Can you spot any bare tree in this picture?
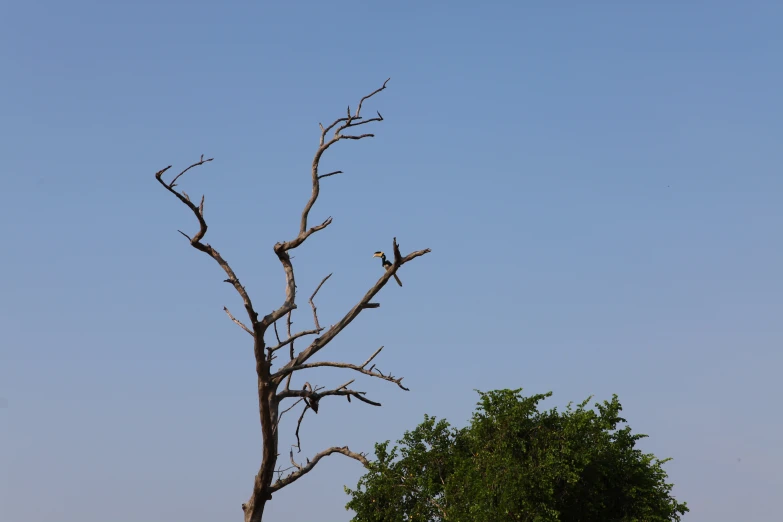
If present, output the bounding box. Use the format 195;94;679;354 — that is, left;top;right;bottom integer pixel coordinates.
153;79;430;522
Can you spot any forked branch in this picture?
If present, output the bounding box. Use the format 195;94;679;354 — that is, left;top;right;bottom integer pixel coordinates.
272;237;430;385
260;79;391;333
155;157;260;328
268;272;332;352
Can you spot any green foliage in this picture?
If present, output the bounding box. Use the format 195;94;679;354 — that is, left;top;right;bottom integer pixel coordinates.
345;389;688;522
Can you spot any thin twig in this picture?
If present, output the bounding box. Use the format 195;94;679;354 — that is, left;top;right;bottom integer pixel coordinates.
289;449;302;471
169;155;213;187
317;170;343;180
309;273;332;330
223;306;253;337
293;404;308;453
273;320;282;344
278;397;304;426
268;327;323;353
273;346;409;391
287;310;295;360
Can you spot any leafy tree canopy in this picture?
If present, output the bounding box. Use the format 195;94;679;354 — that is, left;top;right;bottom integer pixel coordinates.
345;389;688;522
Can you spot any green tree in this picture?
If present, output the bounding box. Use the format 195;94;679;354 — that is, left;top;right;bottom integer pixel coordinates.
345;390;688;522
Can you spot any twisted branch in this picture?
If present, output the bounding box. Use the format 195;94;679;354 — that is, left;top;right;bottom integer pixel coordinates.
155;157;259;328
260;79;391;333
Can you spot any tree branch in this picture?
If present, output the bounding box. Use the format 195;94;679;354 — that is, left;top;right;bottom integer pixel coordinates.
277;381;382;407
269;270;333;352
223;306;254;337
277;397;304;426
309;273;331;331
273;320;282;344
272;238;430;384
292;405;308;453
268;328;322;352
272;346;409;391
260;80;391;333
317;170;342;180
157;81;431;520
155;157;260;328
271;446;369;492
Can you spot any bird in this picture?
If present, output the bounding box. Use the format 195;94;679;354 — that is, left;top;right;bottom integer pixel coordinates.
303;382;319;414
373;251;402;287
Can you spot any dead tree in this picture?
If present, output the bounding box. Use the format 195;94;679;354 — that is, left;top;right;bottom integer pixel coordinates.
153;79;430;522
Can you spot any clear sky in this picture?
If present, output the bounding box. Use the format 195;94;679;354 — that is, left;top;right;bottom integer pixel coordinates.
2;1;781;521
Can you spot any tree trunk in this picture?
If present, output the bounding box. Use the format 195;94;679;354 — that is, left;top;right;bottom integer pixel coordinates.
243;381;279;522
243;494;266;522
153;79;425;522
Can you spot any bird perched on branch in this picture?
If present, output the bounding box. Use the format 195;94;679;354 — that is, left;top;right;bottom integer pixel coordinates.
303;382;319;413
373;251;402;287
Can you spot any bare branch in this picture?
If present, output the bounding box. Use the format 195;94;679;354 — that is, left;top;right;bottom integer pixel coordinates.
271;446;369;492
360;346;385;368
320;117;350;141
292;403;308;453
277;397;304;426
223;306;254;337
260;80;392;334
273;238;430;383
268;327;323;352
273;346;409;391
273;465;297;476
273;319;282;344
155;157;260;328
168;155;213;187
267;272;331;353
287;310;295;360
355;78;390;118
337;133;375;141
154;165;172;179
278;382;382;407
334;379;354;392
317;170;343;180
289;449;302;471
309;273;332;331
157;81;432;521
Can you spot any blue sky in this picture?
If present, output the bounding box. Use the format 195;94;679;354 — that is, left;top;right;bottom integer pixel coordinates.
2;1;781;520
